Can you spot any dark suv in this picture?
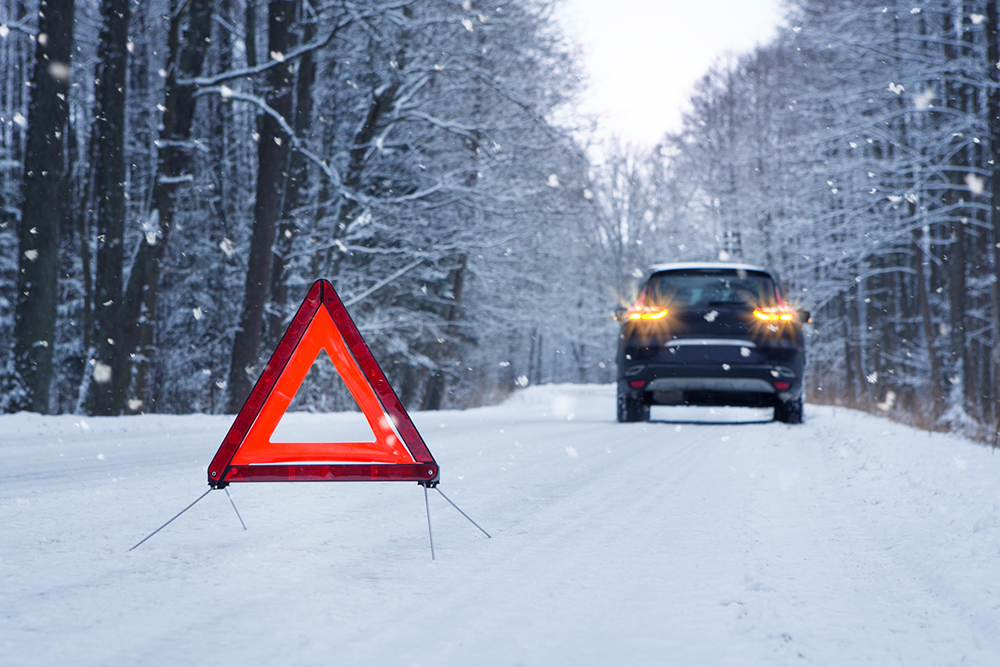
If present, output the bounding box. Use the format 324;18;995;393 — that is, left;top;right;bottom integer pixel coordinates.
616;263;807;424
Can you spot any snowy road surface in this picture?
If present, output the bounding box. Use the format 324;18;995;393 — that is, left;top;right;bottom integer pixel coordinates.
3;384;1000;665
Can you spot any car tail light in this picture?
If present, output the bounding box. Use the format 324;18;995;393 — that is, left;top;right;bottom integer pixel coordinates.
754;308;796;322
628;308;668;321
774;381;791;390
629;380;646;389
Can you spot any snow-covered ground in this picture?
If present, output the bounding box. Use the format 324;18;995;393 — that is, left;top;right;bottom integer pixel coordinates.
3;384;1000;666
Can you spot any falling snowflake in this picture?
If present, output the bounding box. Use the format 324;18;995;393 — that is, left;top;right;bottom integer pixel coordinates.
965;173;985;196
547;173;560;187
914;86;935;110
24;249;38;261
876;390;896;412
888;82;904;95
192;307;203;321
219;238;235;257
48;61;70;83
93;362;112;384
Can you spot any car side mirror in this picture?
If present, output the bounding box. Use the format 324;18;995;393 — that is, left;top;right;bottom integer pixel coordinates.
799;310;814;334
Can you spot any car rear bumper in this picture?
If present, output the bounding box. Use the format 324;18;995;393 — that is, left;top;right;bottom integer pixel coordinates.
618;360;803;407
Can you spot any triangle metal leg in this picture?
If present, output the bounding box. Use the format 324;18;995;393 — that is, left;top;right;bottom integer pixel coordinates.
424;484;435;560
436;487;491;538
129;488;213;552
224;487;248;530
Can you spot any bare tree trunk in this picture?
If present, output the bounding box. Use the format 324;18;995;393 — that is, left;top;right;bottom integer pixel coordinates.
330;82;400;278
84;0;131;416
119;0;213;413
844;286;865;406
227;0;295;412
269;10;315;345
423;255;467;410
245;0;258;68
987;0;1000;434
948;216;969;411
941;4;970;417
7;0;75;413
912;225;945;417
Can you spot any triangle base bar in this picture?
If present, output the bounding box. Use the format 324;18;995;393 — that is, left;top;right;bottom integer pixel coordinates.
221;463;439;484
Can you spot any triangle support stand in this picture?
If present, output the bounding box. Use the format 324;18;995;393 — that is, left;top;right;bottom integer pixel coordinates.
129;488;213;552
424;484;435;561
434;485;491;538
224;487;248;531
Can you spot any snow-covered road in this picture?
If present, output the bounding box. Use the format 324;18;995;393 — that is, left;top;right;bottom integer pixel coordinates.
3;384;999;665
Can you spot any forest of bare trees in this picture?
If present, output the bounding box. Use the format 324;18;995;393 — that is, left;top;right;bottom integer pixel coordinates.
600;0;1000;440
7;0;1000;444
0;0;614;416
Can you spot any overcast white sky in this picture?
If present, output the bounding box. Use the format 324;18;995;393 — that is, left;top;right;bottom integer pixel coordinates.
555;0;787;147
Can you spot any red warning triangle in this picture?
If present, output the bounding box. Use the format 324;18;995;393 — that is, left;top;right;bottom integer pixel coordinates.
208;279;439;486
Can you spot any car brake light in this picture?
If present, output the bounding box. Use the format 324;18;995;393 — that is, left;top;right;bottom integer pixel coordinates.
774;381;791;390
754;308;795;322
628;308;668;321
629;380;646;389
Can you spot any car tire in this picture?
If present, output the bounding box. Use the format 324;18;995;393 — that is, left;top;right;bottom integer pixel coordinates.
617;386;650;422
774;396;803;424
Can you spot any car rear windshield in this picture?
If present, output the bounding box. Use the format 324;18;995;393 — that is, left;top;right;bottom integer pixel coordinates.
644;269;778;309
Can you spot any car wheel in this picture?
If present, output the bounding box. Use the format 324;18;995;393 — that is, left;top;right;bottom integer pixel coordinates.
617;386;650;422
774;396;803;424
